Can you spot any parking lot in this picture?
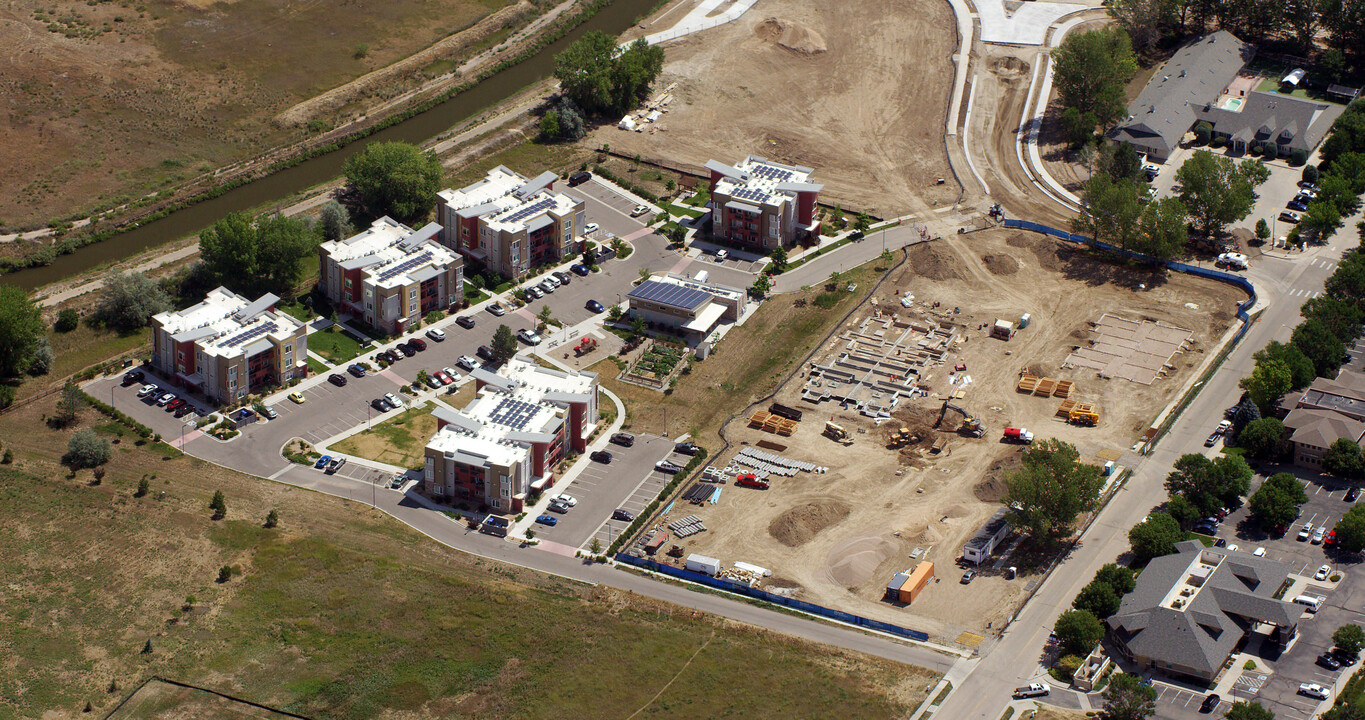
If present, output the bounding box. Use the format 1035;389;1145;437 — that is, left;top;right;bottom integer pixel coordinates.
1148;149;1310;246
1150;681;1227;720
528;433;675;548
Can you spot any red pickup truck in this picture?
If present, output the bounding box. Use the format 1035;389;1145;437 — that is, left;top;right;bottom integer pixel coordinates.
734;473;769;490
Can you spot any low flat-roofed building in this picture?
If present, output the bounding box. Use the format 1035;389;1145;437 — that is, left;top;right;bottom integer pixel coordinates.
422;357;598;513
962;507;1012;565
1109;541;1298;682
150;287;308;404
705;155;821;250
318;217;464;335
626;273;747;345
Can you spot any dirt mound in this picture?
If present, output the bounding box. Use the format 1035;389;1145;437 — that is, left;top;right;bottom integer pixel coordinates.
823;536;897;588
1005;232;1071;272
754;18;828;55
909;242;964;281
769;499;852;547
982;253;1019;275
976;453;1023;502
988;56;1031;79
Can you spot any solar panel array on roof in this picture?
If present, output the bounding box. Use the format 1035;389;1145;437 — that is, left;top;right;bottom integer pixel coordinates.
487;397;541;430
629;280;711;310
221;321;278;348
751;164;793;182
502;197;555;224
377;250;434;282
732;187;769;204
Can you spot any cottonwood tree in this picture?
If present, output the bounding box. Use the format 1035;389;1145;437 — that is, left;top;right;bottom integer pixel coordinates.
1176;150;1263;236
1238;418;1284;460
1003;439;1105;544
1164;454;1252;515
1054;609;1105;656
1334;505;1365;553
199;212;318;298
95;271;171;332
553;32;665;116
1136;197;1189;260
1105;0;1178;50
0;285;45;377
1254;342;1315;390
1052;28;1139;132
342;141;443;225
1129;512;1188;560
1240;359;1292;415
1292;318;1347;377
1248;472;1308;529
1073;174;1144;248
1101;672;1158;720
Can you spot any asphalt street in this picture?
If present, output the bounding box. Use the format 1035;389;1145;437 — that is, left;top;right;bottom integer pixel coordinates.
934;229;1357;719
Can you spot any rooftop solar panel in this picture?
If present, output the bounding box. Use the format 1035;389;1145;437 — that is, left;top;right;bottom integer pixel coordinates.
377;250;434;282
221;321;278;348
628;280;711;310
502;197;555;224
487;397;540;430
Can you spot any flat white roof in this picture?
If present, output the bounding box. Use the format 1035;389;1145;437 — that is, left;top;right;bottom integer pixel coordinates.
427;426;527;467
682;302;727;332
155;286;249;335
438;165;527;214
710;155;821;207
321;217;458;290
153;287;304;360
482;191;577;233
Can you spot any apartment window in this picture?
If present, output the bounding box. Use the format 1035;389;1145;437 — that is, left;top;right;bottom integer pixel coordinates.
284;342;292;354
345;277;352;289
409;287;417;301
769;221;779;239
177;350;185;363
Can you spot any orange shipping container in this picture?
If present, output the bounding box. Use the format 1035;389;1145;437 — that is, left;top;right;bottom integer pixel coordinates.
898;561;935;604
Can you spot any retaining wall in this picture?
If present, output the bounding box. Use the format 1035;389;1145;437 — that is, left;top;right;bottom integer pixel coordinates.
615;553;931;642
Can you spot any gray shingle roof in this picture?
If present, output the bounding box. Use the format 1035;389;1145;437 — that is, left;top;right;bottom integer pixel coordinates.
1108;542;1297;677
1197;92;1346;154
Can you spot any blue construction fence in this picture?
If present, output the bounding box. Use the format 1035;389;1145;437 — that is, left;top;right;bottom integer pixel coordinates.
615;553;931;642
1001;220;1258;329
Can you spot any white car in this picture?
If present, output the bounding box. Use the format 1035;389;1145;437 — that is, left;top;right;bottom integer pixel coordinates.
517;329;542;345
383;392;402;409
631;204;650;217
584;222;599;234
525;285;544;299
137;383;159;398
1316;564;1332;581
1299;523;1314;541
539;278;557;293
1253;546;1266;557
262;405;279;420
554;494;578;507
426;328;446;342
1299;683;1330;700
455;355;479;371
1313;526;1327;544
487;303;507;317
714;249;728;261
1226;544;1239;553
1217;252;1248;270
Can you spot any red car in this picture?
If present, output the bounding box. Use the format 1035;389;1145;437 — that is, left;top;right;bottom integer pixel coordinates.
734;474;770;490
408;338;427;351
434;370;453;385
165;399;186;412
1326;531;1337;546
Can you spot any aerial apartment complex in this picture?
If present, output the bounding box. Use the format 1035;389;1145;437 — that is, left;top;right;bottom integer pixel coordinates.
435;166;587;279
317;217;464;336
704;155;822;250
150;287;308;404
422;357;599;513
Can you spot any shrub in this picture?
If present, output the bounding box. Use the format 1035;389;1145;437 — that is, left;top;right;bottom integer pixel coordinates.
63;429;111;469
1194;121;1212;144
1291;148;1309;166
1211;136;1228;148
55;308;79;332
217;565;232;583
1303;164;1320;184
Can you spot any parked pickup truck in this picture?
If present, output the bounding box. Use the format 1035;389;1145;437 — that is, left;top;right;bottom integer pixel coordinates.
1013;683;1049;699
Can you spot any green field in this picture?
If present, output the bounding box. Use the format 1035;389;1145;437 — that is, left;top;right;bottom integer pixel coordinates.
308;326;366;364
0;392;938;719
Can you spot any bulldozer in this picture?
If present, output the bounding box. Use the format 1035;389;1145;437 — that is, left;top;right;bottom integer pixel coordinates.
935;400;986;437
886;426;918;449
824;421;853;445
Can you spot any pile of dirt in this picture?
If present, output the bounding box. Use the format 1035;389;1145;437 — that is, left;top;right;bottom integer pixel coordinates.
769;499;852;547
975;453;1023;502
823;536;897;588
987;56;1031;79
1005;233;1071;273
754;18;828;55
982;253;1019;275
909;242;964;281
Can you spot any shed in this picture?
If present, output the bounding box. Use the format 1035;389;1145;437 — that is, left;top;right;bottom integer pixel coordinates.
885;573;909;601
1281;68;1306;87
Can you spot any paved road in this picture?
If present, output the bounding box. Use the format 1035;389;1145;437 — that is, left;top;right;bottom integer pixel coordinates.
934;231;1354;719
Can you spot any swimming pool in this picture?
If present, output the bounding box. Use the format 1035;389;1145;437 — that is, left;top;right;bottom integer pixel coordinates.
1221;98;1244;111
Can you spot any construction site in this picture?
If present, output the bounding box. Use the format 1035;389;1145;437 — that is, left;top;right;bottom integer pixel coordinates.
632;229;1247;645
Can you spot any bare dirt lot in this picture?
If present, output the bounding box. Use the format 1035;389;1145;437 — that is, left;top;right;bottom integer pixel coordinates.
594;0;960;217
661;229;1246;643
0;0;541;230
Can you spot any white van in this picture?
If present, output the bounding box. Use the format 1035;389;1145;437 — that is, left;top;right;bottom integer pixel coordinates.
1293;594;1325;613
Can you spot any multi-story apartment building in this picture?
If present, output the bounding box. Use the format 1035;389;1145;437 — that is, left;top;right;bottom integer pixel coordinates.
150;287;308;404
704;155;822;251
317;217;464;336
422;357;599;513
435;166;586;279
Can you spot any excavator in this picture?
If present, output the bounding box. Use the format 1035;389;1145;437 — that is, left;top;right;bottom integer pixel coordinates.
935;400;986;437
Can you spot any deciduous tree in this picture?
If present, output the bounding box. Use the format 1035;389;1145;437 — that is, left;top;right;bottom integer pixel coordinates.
0;285;45;377
1323;438;1364;479
342;141;443;225
1292;318;1347;377
1238;418;1284;460
1254;342;1315;390
1335;624;1365;656
63;429;111;470
1101;672;1158;720
1176;150;1262;236
1074;579;1122;618
553;32;664;116
95;272;171;332
1002;439;1106;544
1054;609;1105;656
1224;700;1275;720
199;212;318;298
1164;454;1252;515
1052;28;1139;131
1129;512;1188;560
1240;359;1292;415
1248;472;1308;529
491;324;518;365
1334;504;1365;553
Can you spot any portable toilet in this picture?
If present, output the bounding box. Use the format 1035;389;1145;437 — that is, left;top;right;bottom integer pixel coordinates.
1019;313;1031;329
885;572;909;601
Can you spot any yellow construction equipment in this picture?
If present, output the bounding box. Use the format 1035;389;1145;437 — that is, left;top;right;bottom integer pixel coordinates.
935;400;985;437
824;421;853;444
1068;403;1100;426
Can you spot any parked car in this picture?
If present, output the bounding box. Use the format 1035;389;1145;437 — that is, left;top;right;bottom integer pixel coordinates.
547;499;570;514
1281;210;1301;223
674;442;701;455
569;171;591;186
398;343;416;357
539;279;557;294
477;345;495;361
137;384;159;398
424;375;442;389
554;494;578;507
1348;487;1360;502
383;392;401;409
348;363;367;378
1313;526;1327;544
389;475;406;489
1288;198;1309;212
554;271;572;285
328;373;347;387
590;450;613;464
1253;546;1266;556
1199;694;1221;713
587;299;605;313
1316;564;1332;580
326;457;346;474
288;391;306;404
456;355;479;371
535;514;558;527
1013;683;1049;699
1299;683;1330;700
1213;538;1227;547
122;369;145;386
456;316;476;329
1205;432;1221;447
611;432;635;447
174;404;193;418
1298;522;1314;541
409;338;427;351
961;569;977;584
612;508;635;521
262;405;279;419
517;329;542;345
655;461;683;474
372;398;390;411
571;264;590;276
166;399;186;412
434;370;453;386
631;204;650;217
314;455;332;469
714;249;728;261
1335;648;1360;666
426;328;446;342
381;350;400;363
157;393;176;407
1326;530;1337;546
525;285;544;299
487;303;507;317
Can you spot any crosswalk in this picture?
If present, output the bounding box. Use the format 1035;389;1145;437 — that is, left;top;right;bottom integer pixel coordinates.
1287;289;1321;298
1310;258;1338;271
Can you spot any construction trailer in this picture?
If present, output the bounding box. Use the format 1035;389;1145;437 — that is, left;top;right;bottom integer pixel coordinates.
685;554;721;576
885;572;909;601
992;319;1016;340
963;508;1013;565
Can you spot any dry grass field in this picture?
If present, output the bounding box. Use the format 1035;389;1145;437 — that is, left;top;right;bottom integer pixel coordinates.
0;0;550;230
0;387;937;720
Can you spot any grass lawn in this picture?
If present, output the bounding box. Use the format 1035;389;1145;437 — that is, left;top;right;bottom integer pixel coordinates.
0;391;936;720
445;138;592;190
18;323;153;400
663;202;704;219
593;257;890;442
276;300;317;324
332;402;437;469
308;326;365;364
306;356;328;375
